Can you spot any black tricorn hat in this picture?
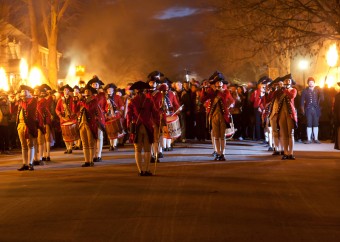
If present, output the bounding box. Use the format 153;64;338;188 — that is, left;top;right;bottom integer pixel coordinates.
147;71;164;82
104;83;117;90
282;73;296;85
257;76;269;84
59;84;74;92
129;80;150;90
73;85;80;91
18;85;33;93
209;71;228;84
83;84;98;95
40;83;52;91
162;77;173;85
88;76;104;86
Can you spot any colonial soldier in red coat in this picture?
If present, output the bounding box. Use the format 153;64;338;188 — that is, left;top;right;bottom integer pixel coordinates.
268;74;297;160
127;81;160;176
16;85;38;171
32;86;47;165
77;85;106;167
41;84;55;161
72;85;82;150
201;71;235;161
55;84;77;154
104;83;124;151
88;76;107;162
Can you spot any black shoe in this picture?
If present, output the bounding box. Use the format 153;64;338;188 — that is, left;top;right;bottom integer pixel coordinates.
158;152;163;158
212;151;217;157
46;157;50;161
33;160;41;166
90;162;94;167
64;150;69;154
18;164;29;171
268;147;274;151
144;171;153;176
74;146;80;150
109;146;114;151
168;147;173;151
288;155;296;160
150;156;155;163
28;164;34;171
82;162;91;167
139;171;145;176
42;157;47;161
272;151;280;155
314;140;321;144
68;149;72;154
214;155;220;161
94;157;102;162
280;151;284;155
218;154;226;161
163;147;168;151
93;157;98;162
281;155;289;160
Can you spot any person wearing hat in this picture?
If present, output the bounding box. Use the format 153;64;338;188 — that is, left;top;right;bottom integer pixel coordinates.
32;86;48;165
146;72;163;162
104;83;124;151
87;76;107;162
71;85;82;150
16;85;38;171
127;81;160;176
0;91;11;154
56;84;77;154
201;71;235;161
76;84;105;167
250;76;269;141
300;77;324;144
268;75;297;160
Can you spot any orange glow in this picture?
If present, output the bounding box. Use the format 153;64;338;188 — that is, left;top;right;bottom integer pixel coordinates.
28;67;43;87
20;58;28;80
326;44;338;67
0;67;9;91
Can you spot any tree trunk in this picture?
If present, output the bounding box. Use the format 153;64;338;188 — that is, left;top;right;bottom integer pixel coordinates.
27;0;40;68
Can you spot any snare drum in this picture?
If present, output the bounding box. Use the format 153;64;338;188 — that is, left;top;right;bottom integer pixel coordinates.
163;115;181;139
106;117;124;139
61;121;80;142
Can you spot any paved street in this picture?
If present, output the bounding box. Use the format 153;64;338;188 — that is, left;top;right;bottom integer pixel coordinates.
0;140;339;242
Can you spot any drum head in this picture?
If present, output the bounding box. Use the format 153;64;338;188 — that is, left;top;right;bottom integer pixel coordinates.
166;115;178;123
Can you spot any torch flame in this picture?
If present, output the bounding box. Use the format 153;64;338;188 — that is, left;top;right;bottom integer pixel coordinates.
0;67;9;91
326;44;338;68
28;67;43;87
20;58;28;80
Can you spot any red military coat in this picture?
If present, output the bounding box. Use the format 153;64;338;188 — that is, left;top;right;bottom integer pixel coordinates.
127;93;160;143
55;96;76;124
152;90;180;122
77;96;106;139
44;95;55;126
36;98;46;133
200;88;235;124
16;97;38;138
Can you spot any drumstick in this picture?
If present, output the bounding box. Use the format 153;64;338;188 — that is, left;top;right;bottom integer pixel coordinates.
171;104;184;117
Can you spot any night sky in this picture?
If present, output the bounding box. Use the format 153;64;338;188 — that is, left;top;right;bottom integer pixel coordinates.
61;0;215;86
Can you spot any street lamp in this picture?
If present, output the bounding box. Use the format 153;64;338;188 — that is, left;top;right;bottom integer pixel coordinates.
325;44;339;87
298;59;308;83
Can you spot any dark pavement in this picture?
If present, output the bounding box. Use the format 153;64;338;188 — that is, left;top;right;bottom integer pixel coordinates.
0;140;339;242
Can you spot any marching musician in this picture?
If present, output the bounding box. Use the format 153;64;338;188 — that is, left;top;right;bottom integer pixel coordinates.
157;82;181;152
127;81;160;176
16;85;38;171
33;86;47;165
55;84;76;154
77;84;105;167
122;83;135;145
88;76;107;162
268;74;297;160
104;83;124;151
72;85;82;150
146;71;163;162
201;71;234;161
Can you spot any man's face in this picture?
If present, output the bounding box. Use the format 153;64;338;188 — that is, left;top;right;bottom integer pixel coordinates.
175;82;182;91
64;88;70;96
20;90;29;99
107;87;114;95
91;82;99;89
284;79;292;87
84;89;91;97
215;81;223;90
308;80;315;88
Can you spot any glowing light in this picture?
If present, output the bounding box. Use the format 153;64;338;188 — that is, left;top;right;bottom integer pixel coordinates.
20;58;28;80
75;65;85;76
319;75;336;88
298;60;308;70
326;44;338;68
28;67;43;87
0;67;9;91
68;65;76;77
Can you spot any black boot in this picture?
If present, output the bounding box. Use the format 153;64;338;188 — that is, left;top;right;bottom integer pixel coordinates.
17;164;29;171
